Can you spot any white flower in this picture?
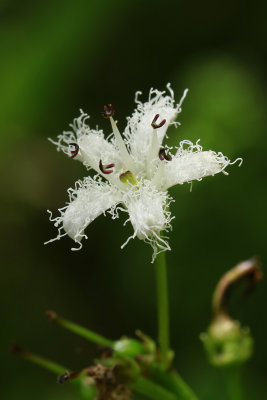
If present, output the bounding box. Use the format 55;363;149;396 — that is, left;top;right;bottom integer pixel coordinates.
46;84;242;262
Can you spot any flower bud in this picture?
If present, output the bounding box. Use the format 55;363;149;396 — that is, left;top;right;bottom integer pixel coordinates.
201;258;262;367
113;338;146;358
200;314;253;366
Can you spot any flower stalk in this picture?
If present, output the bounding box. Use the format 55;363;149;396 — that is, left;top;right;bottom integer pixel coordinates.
9;344;67;376
10;343;183;400
154;252;170;368
45;310;114;348
224;366;243;400
149;366;199;400
212;257;262;318
133;376;177;400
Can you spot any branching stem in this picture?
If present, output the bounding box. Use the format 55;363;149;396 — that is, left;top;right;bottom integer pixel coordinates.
45;310;114;348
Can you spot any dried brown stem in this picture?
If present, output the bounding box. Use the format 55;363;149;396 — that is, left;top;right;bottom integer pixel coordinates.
212;257;263;317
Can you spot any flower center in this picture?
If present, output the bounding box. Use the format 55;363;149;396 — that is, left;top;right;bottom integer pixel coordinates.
119;170;138;186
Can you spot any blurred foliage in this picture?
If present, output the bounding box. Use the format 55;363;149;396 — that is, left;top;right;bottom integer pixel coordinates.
1;0;267;399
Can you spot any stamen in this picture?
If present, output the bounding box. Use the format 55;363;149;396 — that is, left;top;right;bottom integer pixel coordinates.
99;160;115;174
159;147;172;161
109;117;135;171
102;104;134;170
101;104;114;118
69;143;79;158
151;114;166;129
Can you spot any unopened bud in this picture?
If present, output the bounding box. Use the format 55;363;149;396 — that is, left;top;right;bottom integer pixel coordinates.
200;314;253;366
113;338;145;358
201;258;262;367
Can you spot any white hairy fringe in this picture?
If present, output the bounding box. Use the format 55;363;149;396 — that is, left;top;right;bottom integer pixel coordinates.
123;84;188;176
174;139;243;168
119;180;174;263
48;110;124;177
45;176;120;250
45;175;173;263
152;140;242;190
48;110;90;155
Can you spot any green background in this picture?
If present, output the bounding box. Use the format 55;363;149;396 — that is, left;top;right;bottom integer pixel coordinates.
1;0;266;398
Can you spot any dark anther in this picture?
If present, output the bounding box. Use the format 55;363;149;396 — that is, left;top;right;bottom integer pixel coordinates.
151;114;166;129
69;143;79;158
100;346;114;358
9;343;27;356
101;104;114;118
57;371;70;384
99;160;115;174
58;368;90;384
159;147;172;161
45;310;57;323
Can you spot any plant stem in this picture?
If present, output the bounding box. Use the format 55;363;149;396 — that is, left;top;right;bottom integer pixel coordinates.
212;258;262;317
133;376;178;400
170;371;199;400
10;344;67;375
154;252;170;368
224;366;243;400
150;366;199;400
10;345;97;399
11;345;179;400
46;310;114;348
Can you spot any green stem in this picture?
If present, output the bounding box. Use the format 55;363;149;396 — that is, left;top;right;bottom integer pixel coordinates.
170;371;199;400
149;366;199;400
133;376;178;400
11;345;179;400
224;366;243;400
11;345;97;399
10;344;67;375
25;353;67;375
46;310;114;348
154;252;170;367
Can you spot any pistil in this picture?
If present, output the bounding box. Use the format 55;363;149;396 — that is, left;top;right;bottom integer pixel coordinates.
119;170;138;186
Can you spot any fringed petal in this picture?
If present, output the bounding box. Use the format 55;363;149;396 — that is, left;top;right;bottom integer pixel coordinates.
124;85;187;176
121;180;174;262
49;110;123;175
46;177;122;250
153;140;241;190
